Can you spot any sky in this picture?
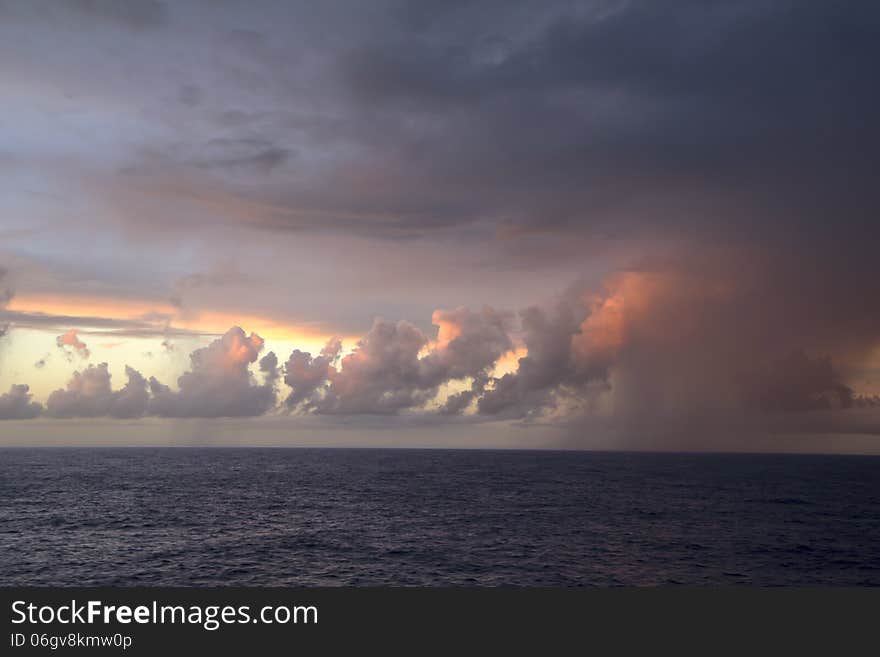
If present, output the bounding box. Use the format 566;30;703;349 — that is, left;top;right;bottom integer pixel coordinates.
1;0;879;451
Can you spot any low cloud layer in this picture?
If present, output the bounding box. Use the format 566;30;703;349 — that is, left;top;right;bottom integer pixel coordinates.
2;271;877;449
26;327;277;420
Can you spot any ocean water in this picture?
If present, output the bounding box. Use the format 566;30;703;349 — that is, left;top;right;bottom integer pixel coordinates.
1;448;878;586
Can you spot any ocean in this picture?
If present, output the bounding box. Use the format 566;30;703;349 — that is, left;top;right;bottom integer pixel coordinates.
1;448;878;586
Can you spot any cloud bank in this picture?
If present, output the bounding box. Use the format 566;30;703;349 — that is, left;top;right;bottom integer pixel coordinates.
3;277;878;448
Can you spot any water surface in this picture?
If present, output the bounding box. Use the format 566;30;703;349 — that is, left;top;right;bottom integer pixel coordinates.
1;448;878;586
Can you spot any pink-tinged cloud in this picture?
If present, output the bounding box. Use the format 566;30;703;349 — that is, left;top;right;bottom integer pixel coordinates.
283;306;513;415
56;329;90;360
148;326;277;417
2;262;878;447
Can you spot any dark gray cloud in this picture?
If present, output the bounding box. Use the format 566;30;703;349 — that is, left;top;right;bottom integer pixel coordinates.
283;0;875;243
4;1;879;242
70;0;874;292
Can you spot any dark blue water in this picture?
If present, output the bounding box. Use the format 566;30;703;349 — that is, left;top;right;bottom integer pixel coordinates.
1;448;879;586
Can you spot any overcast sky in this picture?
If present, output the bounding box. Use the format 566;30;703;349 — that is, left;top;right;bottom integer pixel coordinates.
1;0;878;450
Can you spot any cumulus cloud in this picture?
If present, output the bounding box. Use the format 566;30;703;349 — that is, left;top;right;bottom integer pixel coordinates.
56;329;90;360
309;319;429;414
41;327;276;419
46;363;148;418
478;301;591;418
0;384;42;420
148;326;276;417
440;371;490;416
282;338;341;411
282;307;513;415
259;350;280;386
421;307;514;383
2;267;877;444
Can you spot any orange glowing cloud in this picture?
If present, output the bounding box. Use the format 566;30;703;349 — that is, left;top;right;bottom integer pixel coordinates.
432;309;464;349
8;294;177;323
572;269;735;370
6;293;357;350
